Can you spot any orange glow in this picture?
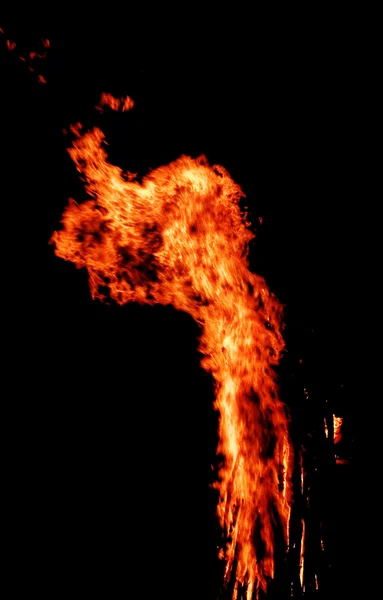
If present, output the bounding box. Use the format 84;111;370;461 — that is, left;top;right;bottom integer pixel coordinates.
51;94;293;598
324;417;328;438
6;40;16;51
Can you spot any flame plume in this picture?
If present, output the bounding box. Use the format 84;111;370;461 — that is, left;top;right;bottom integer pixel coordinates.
50;96;293;598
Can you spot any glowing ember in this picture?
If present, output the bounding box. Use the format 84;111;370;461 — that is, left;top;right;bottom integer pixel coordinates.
50;94;293;598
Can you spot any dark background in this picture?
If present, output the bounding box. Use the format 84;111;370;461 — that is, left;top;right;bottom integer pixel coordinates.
2;13;364;599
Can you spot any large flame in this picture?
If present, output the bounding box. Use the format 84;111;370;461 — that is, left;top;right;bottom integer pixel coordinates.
50;96;293;598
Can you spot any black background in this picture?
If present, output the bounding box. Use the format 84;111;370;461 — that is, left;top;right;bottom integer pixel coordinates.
2;12;365;599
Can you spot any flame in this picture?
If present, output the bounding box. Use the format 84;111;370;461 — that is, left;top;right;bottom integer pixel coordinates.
1;28;49;83
299;519;305;590
300;458;304;495
96;92;135;113
333;414;343;444
50;94;293;598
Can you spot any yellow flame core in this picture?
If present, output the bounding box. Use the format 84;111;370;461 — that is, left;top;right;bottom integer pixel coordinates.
51;102;293;596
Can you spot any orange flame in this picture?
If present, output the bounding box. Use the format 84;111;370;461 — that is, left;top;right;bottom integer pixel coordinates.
96;92;135;113
50;94;293;598
299;519;305;590
333;414;343;444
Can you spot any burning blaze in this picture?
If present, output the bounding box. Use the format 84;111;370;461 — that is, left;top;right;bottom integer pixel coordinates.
50;94;293;598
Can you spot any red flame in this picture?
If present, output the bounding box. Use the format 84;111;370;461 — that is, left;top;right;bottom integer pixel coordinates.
1;28;49;83
50;94;293;598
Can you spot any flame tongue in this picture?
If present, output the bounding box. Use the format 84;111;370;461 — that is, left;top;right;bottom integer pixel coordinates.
51;107;293;597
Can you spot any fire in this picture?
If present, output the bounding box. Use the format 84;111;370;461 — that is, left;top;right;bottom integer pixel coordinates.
50;94;293;598
333;414;343;444
6;39;16;51
96;92;135;113
299;519;305;591
1;26;50;83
